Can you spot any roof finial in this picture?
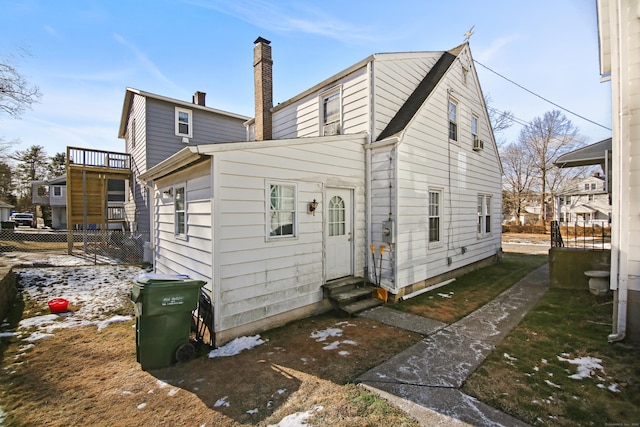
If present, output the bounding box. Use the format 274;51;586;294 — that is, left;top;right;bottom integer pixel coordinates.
464;25;475;42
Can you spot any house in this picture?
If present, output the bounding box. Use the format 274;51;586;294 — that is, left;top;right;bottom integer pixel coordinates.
596;0;640;343
133;39;502;346
0;200;14;222
31;165;128;231
117;88;250;234
32;175;67;229
554;172;610;227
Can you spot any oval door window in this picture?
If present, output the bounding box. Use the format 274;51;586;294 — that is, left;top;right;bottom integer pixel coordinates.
328;196;346;236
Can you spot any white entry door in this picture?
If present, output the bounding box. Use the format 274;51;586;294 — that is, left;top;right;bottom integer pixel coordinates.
326;188;353;280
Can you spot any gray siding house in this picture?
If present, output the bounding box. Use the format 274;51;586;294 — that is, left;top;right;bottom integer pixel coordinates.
117;89;250;234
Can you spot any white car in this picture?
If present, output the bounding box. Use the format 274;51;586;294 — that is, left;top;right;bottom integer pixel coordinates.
10;213;34;227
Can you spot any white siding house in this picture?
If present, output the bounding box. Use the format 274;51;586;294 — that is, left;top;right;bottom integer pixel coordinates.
554;173;610;226
138;40;502;346
596;0;640;343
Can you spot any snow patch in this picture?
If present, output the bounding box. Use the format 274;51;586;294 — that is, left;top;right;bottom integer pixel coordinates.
208;335;265;358
96;315;132;331
214;396;230;407
310;327;343;342
557;355;604;380
268;406;324;427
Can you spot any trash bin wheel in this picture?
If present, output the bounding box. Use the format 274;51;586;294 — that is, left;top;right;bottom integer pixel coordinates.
175;342;196;363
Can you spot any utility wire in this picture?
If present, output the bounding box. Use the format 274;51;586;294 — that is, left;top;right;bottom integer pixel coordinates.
474;59;611;131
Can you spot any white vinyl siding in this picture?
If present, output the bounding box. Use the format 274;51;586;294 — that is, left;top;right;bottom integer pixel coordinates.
213;136;366;334
271;67;369;139
153;160;213;284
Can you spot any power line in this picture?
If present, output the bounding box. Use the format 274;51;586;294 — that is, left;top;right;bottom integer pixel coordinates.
474;59;611;131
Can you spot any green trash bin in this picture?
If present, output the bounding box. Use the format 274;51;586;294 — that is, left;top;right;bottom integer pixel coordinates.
131;273;206;370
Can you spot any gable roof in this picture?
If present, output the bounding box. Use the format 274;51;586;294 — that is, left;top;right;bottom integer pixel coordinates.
376;44;464;141
555;138;612;168
118;88;250;138
0;200;13;209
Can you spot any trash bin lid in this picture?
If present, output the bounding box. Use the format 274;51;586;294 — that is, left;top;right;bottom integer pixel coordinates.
135;273;191;284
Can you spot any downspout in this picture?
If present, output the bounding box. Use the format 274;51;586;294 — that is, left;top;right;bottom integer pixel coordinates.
139;178;156;272
365;59;374;283
608;0;628;343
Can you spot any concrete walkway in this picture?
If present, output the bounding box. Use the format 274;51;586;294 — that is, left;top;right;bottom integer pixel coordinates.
356;264;549;427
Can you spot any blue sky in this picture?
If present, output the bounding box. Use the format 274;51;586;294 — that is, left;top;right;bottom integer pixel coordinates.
0;0;611;159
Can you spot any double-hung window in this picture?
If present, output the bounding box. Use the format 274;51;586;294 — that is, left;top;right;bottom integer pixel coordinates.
477;195;492;235
175;185;186;237
321;88;341;135
268;183;296;238
448;99;458;141
428;190;441;243
175;107;193;138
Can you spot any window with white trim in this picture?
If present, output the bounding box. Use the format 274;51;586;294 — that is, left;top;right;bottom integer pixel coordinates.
53;186;62;197
175;185;186;236
448;99;458;141
477;194;492;235
428;190;441;243
268;183;296;238
471;115;478;142
175;107;193;138
321;88;341;135
131;118;136;149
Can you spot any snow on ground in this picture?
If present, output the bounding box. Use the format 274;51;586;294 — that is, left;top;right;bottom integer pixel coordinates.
557;354;621;393
267;406;324;427
0;262;144;342
208;335;266;358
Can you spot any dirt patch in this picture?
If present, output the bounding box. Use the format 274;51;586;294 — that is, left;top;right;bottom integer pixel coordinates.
0;313;421;426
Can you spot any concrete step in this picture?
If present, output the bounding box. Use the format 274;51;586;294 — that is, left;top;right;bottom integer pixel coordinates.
341;297;384;316
332;286;374;304
322;276;365;297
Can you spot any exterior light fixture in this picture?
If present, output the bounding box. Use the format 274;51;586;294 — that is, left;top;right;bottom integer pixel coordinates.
308;199;318;215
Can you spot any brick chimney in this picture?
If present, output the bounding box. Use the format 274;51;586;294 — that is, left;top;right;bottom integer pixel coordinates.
253;37;273;141
193;91;206;106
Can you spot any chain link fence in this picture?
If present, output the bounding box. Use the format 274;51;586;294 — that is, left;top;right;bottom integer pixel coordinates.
0;226;150;264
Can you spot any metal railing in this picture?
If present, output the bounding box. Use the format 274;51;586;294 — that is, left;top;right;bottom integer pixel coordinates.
0;227;149;264
550;220;611;250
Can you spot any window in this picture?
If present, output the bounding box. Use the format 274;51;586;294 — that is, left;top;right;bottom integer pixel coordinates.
471;115;478;141
131;118;136;149
591;183;596;190
53;186;62;197
107;179;126;202
268;183;296;237
321;88;341;135
428;191;441;243
588;194;594;201
175;107;193;138
328;196;345;236
566;195;572;204
175;186;186;236
559;196;564;205
585;184;590;190
448;100;458;141
477;195;492;234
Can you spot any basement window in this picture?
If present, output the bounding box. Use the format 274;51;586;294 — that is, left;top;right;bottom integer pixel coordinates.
175;107;193;138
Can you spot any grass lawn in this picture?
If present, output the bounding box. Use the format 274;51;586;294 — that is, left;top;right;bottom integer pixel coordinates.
462;283;640;426
391;253;549;323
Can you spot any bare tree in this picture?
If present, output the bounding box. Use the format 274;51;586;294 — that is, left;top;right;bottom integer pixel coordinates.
519;110;582;225
484;93;514;135
501;141;536;225
0;49;41;119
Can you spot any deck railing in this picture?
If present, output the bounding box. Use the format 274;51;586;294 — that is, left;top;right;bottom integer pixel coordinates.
67;147;130;170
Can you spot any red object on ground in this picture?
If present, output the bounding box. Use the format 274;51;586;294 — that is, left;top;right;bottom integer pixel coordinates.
48;298;69;313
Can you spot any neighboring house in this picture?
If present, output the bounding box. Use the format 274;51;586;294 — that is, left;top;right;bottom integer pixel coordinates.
32;175;67;229
0;200;14;222
596;0;640;343
117;88;250;234
554;173;610;226
135;39;502;346
32;172;127;230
